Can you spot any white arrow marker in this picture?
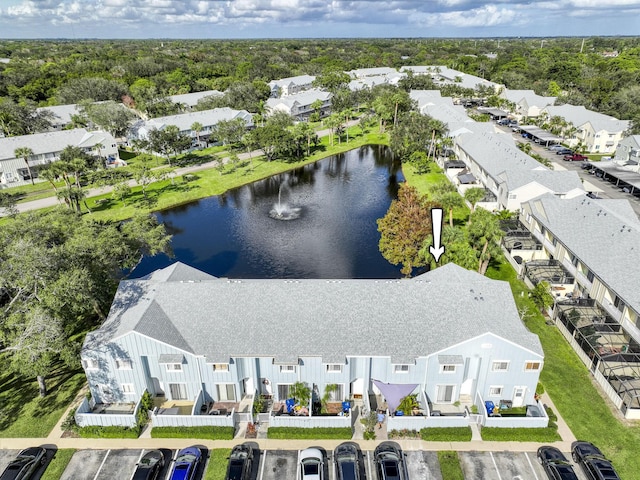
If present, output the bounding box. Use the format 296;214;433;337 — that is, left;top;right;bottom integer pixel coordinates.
429;207;445;262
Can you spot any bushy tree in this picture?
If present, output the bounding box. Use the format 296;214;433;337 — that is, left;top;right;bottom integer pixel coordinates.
56;77;128;104
0;209;172;395
377;184;437;276
0;99;54;136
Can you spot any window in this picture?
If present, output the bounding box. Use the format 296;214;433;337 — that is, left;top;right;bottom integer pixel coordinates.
524;361;541;371
216;384;236;401
394;364;409;373
491;361;509;372
83;358;99;370
213;364;229;372
277;384;291;400
441;365;456;373
115;359;132;370
121;383;135;394
279;365;296;373
326;364;343;373
169;383;187;400
587;270;595;282
165;363;183;372
328;384;344;402
489;386;503;397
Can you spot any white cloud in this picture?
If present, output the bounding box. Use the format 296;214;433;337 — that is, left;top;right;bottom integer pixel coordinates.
0;0;639;36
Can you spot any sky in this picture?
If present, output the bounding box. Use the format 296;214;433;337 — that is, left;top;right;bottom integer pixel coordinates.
0;0;639;39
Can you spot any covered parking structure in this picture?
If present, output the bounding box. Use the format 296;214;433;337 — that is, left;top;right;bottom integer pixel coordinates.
516;125;563;146
478;107;509;120
587;161;640;196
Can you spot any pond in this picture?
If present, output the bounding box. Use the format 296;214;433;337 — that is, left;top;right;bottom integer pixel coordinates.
132;145;405;279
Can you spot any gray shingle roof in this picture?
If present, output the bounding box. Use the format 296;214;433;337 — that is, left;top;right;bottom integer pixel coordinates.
527;194;640;313
0;128;116;161
168;90;223;107
456;131;583;192
83;262;542;362
543;105;629;133
502;90;556;109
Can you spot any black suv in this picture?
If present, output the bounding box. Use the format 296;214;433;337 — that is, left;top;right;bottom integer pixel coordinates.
571;441;621;480
225;443;254;480
374;442;406;480
537;446;579;480
0;447;47;480
334;442;360;480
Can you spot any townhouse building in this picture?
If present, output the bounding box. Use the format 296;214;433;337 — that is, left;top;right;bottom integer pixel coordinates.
129;107;253;144
515;194;640;418
0;128;118;187
268;75;316;97
77;262;545;429
542;104;629;154
265;90;332;121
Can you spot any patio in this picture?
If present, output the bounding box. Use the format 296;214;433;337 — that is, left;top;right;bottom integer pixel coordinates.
152;398;194;415
500;219;542;252
90;402;136;414
524;259;575;287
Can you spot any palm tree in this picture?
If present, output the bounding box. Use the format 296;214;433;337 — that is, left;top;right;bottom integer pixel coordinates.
93;142;104;166
437;191;465;228
464;188;485;216
468;209;504;275
14;147;35;185
190;122;203;147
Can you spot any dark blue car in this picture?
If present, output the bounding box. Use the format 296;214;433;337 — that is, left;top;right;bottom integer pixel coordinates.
169;447;202;480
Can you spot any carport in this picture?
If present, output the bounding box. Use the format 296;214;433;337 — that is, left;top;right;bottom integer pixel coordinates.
589;161;640;195
517;125;563;146
478;107;509;119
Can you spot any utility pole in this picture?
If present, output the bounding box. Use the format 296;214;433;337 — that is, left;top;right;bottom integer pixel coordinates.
580;38;585;53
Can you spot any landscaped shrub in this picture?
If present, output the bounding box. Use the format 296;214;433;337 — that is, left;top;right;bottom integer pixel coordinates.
388;428;420;439
480;426;561;442
78;425;141;438
420;427;472;442
151;426;235;439
267;427;352;439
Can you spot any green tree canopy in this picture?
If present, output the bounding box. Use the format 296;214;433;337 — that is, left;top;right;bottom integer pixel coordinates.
377;184;437;276
0;209;172;395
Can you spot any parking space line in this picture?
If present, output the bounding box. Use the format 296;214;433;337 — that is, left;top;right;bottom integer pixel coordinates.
258;450;267;480
164;450;179;480
524;452;540;480
328;451;334;480
297;450;301;480
128;450;146;480
93;450;110;480
489;452;502;480
366;451;372;478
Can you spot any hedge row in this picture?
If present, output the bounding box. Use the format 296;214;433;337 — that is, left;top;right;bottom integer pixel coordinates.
78;425;141;438
420;427;472;442
480;426;561;442
267;427;352;439
150;426;235;439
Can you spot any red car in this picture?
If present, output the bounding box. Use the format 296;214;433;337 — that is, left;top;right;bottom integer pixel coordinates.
564;154;588;162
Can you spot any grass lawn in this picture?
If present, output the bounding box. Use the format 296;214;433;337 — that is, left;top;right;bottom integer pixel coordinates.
437;452;464;480
487;259;640;479
41;449;76;480
204;449;231;480
0;369;85;438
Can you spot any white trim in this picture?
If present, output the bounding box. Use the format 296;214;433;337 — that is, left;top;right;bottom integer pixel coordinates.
280;365;297;373
524;360;542;372
326;364;343;373
115;358;132;370
165;363;183;372
440;364;456;374
488;386;503;397
394;364;410;373
121;383;135;395
491;360;510;372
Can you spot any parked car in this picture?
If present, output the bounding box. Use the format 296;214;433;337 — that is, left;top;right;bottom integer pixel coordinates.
564;154;589;162
334;442;360;480
374;442;406;480
571;441;621;480
547;144;565;151
169;446;202;480
132;450;165;480
0;447;47;480
300;448;324;480
225;443;254;480
537;446;579;480
555;148;573;155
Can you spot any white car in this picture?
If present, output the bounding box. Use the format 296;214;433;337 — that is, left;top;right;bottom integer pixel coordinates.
300;448;324;480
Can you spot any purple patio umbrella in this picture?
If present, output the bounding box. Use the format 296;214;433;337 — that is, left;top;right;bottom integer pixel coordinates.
372;380;419;412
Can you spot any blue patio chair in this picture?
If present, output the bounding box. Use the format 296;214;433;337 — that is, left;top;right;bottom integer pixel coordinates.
342;401;351;414
286;398;295;413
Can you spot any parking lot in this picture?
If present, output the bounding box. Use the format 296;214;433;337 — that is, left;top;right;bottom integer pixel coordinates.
1;446;594;480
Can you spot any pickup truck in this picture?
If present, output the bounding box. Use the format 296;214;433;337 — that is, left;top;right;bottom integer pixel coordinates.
563;153;589;162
